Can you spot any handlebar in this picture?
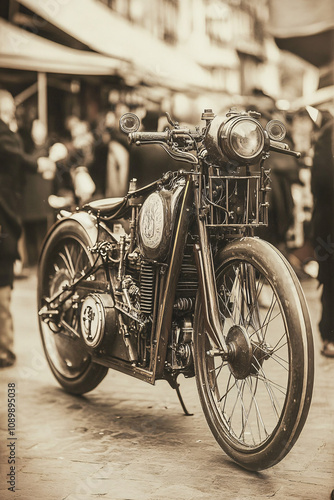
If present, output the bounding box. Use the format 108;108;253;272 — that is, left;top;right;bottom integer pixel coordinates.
128;128;200;165
128;127;199;145
269;140;301;158
127;126;302;162
128;130;170;144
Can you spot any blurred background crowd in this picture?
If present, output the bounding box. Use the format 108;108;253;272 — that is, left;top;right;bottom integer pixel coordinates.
0;0;332;275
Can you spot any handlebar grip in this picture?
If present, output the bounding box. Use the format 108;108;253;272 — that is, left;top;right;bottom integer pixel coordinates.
129;131;170;144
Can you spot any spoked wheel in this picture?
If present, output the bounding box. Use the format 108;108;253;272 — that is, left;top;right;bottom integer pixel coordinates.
194;237;314;471
38;220;108;394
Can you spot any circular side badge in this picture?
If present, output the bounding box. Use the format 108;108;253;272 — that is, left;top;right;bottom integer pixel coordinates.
139;192;164;250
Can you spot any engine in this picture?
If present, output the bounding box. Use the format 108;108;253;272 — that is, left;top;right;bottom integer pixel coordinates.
81;177;196;373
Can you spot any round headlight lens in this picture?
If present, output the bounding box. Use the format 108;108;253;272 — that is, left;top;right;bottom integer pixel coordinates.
229;120;264;159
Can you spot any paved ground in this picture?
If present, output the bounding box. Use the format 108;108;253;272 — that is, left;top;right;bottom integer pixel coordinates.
0;271;333;500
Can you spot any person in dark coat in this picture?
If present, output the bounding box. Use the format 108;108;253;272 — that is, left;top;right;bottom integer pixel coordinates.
311;109;334;357
0;90;55;368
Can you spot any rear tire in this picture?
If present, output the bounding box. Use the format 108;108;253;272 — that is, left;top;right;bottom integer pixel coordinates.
38;220;108;394
194;237;314;471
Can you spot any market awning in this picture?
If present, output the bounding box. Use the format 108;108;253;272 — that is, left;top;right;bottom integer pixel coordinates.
0;18;127;75
18;0;213;91
268;0;334;67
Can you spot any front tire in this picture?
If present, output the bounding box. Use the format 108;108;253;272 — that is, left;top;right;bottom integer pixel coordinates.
194;237;314;471
38;220;108;394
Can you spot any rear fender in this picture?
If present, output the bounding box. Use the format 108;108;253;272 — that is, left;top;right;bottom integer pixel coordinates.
39;211;114;262
69;211;99;246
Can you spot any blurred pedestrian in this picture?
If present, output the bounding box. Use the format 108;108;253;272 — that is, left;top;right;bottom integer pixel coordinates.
129;110;184;188
21;119;54;266
105;110;129;197
90;110;129;198
246;93;297;252
48;117;95;210
0;90;55;368
311;108;334;357
65;117;95;204
89;112;113;198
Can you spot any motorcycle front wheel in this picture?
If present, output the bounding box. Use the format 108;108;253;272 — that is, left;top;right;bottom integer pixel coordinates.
37;220;108;394
194;237;314;471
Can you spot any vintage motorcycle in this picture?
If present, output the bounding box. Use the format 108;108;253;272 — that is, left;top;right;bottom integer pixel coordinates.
38;108;314;471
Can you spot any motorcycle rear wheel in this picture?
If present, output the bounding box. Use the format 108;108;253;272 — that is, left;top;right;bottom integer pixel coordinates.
38;220;108;394
194;237;314;471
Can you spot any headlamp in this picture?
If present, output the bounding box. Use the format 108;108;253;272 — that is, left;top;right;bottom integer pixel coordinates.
204;113;267;165
218;117;265;163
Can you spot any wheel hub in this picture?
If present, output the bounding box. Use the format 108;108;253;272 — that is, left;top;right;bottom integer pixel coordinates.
226;325;253;379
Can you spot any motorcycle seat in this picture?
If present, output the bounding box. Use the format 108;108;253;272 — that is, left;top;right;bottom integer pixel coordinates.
83;197;127;216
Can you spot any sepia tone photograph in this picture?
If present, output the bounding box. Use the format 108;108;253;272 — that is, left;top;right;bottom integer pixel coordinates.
0;1;333;499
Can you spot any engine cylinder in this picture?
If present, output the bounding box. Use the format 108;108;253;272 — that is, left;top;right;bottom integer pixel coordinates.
140;262;155;314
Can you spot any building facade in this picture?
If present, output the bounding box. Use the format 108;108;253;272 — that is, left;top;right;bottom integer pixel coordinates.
0;0;317;129
97;0;284;97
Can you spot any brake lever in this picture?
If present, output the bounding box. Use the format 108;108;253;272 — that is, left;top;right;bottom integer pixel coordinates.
165;112;179;129
160;142;198;164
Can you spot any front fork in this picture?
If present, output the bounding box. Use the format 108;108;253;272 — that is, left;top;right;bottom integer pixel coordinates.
193;174;232;360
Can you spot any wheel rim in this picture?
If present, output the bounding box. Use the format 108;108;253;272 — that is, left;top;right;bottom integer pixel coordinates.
202;260;291;450
39;236;92;379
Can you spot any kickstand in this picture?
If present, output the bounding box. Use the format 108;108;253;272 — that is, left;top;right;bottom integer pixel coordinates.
166;373;193;416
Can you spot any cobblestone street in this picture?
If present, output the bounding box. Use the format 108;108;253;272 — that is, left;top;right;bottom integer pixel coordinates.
0;271;333;500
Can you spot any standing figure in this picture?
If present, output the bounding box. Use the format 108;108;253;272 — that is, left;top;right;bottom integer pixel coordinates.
311;110;334;357
0;90;55;368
